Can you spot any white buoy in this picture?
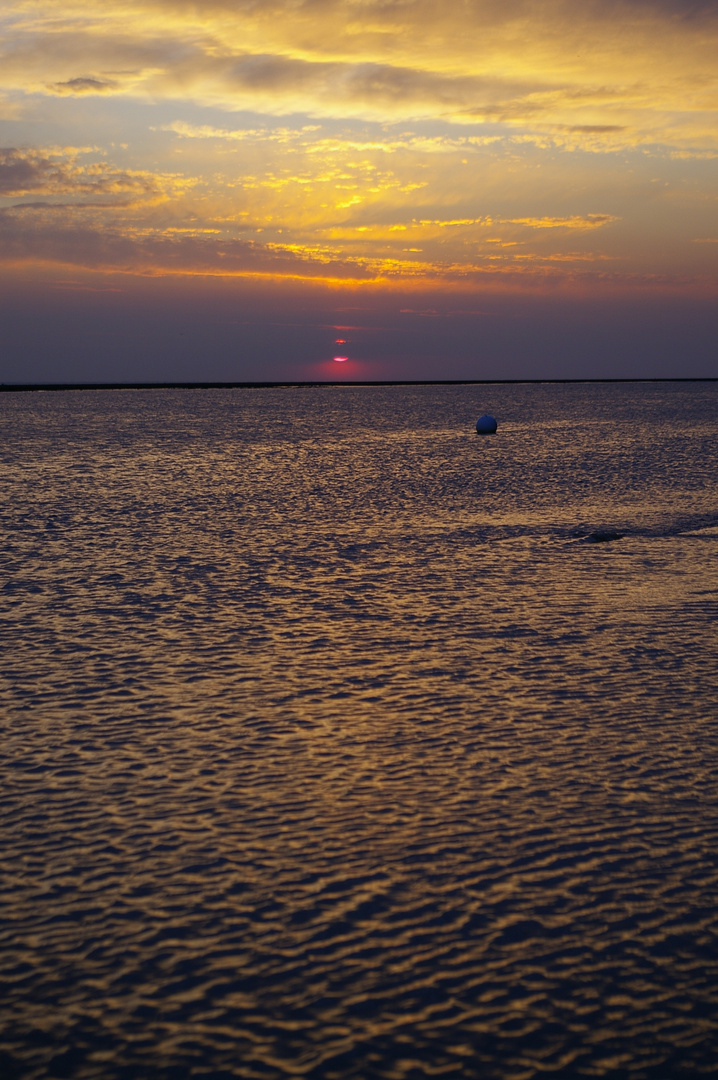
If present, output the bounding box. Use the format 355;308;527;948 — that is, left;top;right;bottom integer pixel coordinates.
475;414;498;434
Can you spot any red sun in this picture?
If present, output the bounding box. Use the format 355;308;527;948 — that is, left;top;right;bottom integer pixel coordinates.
333;356;348;362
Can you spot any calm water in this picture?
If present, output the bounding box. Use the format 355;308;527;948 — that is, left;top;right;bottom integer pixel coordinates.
1;382;718;1080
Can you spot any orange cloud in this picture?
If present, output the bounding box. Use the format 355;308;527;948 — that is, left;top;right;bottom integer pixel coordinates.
0;0;716;293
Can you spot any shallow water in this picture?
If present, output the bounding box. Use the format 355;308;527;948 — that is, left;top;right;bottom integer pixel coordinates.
1;381;718;1080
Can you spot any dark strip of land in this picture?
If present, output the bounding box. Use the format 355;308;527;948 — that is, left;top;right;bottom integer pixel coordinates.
1;378;716;392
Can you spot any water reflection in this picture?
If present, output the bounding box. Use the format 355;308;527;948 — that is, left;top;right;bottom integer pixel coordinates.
1;382;717;1078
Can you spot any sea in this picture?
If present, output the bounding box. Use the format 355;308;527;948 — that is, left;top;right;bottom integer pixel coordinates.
1;380;718;1080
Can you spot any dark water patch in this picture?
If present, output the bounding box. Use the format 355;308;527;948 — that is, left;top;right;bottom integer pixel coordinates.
581;529;624;543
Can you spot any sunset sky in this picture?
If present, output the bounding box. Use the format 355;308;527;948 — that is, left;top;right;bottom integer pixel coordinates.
1;0;717;382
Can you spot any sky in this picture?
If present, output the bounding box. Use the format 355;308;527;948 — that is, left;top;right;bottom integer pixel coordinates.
1;0;717;382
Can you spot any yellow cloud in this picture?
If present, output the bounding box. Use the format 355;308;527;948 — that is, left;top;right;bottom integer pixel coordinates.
507;214;619;229
1;1;716;291
1;0;717;148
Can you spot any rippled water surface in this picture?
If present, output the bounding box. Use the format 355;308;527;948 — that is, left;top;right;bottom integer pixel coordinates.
2;382;718;1080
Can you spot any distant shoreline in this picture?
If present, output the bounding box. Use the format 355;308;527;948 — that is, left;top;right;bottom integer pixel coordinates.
1;378;716;393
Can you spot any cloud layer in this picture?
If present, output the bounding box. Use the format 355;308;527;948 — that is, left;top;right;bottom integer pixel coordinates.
3;0;718;136
0;0;716;290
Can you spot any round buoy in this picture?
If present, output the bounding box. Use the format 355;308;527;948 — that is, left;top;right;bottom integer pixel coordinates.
475;414;497;434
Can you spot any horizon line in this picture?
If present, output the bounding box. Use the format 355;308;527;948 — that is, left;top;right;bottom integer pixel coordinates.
2;378;717;393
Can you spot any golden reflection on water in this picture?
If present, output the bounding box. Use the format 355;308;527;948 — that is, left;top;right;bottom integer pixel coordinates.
1;383;718;1079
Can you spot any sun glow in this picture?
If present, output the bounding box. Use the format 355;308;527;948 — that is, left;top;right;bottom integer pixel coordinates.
0;0;717;387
